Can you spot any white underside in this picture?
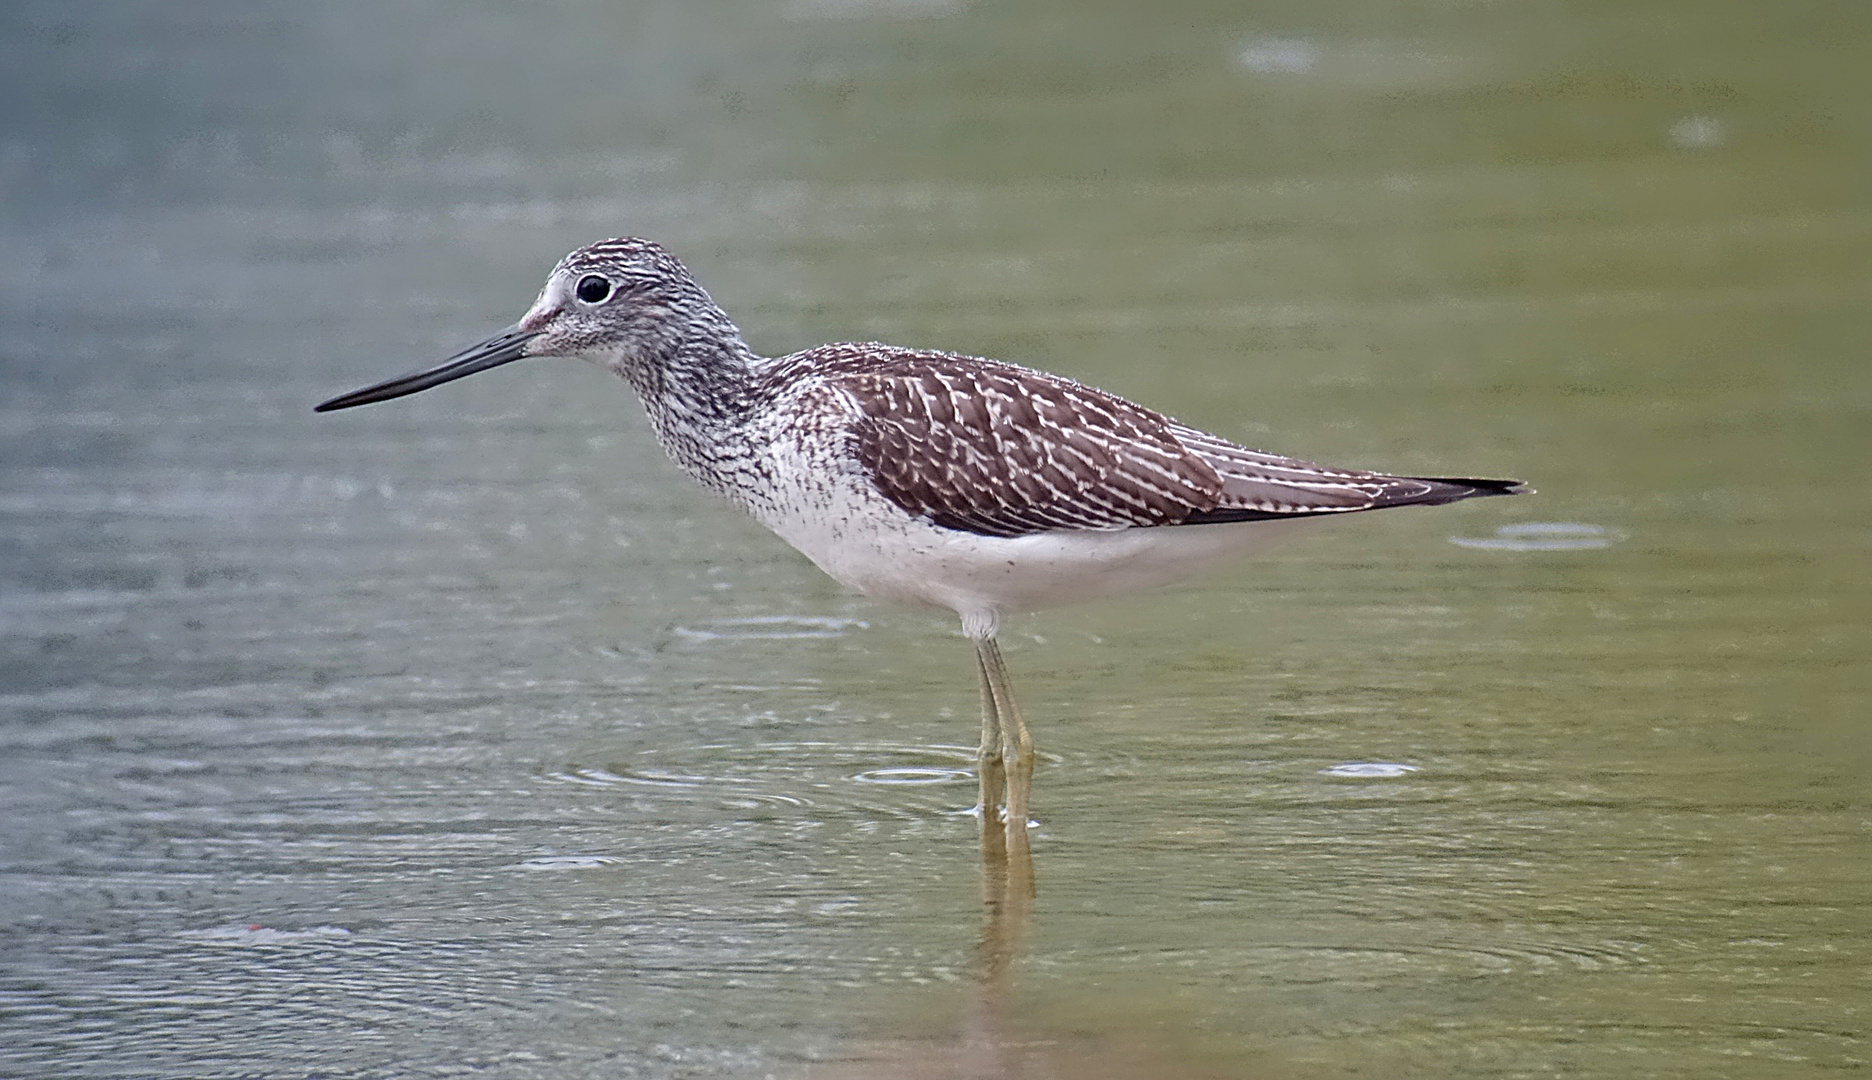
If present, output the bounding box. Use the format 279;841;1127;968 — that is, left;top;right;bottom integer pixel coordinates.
765;503;1314;639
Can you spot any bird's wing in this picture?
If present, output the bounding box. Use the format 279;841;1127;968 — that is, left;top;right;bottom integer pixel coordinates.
822;349;1223;538
798;344;1520;538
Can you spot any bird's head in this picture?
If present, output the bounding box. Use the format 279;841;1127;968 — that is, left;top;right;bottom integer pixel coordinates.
315;237;738;413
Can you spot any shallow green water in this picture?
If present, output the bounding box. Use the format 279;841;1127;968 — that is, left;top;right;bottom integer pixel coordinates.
2;1;1868;1077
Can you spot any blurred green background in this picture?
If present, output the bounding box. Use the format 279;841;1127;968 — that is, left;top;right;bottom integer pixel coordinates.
1;2;1867;1077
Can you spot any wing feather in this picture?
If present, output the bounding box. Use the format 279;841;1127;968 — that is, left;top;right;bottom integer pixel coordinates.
823;351;1219;537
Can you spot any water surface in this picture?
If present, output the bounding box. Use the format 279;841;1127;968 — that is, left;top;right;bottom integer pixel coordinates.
2;1;1868;1076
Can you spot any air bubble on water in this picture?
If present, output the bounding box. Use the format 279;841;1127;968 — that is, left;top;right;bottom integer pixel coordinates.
1669;115;1726;150
1321;762;1420;778
1238;38;1320;74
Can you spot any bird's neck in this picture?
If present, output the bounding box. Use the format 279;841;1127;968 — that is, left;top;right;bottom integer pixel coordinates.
612;317;768;494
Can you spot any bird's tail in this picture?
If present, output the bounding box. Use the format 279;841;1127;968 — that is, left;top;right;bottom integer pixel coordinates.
1405;476;1533;503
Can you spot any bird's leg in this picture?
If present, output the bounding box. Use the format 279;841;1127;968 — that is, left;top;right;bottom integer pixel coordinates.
975;645;1007;833
976;636;1035;865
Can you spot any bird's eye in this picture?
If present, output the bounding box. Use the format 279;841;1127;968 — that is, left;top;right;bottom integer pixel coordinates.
575;275;612;304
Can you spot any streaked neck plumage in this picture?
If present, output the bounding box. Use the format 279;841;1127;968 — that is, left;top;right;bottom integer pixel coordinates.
602;289;769;497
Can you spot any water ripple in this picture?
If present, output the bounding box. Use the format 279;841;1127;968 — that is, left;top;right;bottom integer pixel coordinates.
176;924;354;947
540;742;984;821
1321;762;1420;778
1449;522;1624;551
666;615;869;643
1261;937;1651;980
513;855;625;871
851;766;973;785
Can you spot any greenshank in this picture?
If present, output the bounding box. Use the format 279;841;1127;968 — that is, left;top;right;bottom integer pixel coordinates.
317;237;1525;845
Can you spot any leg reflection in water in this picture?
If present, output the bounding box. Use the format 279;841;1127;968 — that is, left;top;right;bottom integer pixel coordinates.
963;785;1034;1075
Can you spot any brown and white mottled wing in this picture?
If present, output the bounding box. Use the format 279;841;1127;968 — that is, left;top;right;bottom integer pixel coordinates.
818;349;1222;537
789;344;1522;538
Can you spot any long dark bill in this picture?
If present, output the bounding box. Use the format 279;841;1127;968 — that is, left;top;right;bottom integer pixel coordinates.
314;326;543;412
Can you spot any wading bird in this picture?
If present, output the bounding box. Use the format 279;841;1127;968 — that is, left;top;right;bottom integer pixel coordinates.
317;238;1523;846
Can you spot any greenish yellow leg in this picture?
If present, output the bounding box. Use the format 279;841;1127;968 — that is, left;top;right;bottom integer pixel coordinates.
975;645;1007;833
976;636;1035;869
